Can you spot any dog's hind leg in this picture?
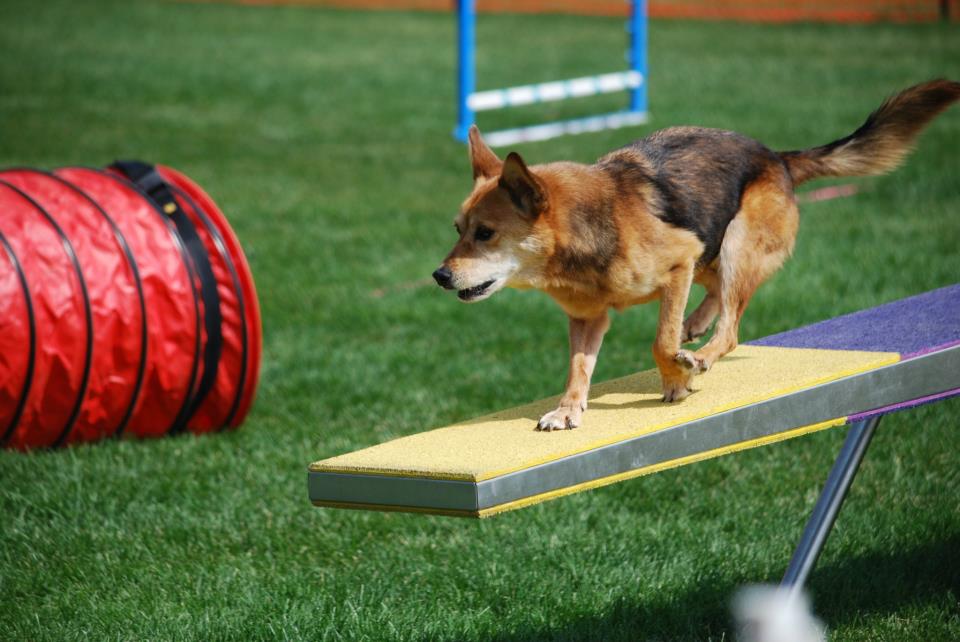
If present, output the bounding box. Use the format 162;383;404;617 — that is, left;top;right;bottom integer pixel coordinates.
538;312;610;431
689;171;799;371
653;260;698;402
682;268;721;344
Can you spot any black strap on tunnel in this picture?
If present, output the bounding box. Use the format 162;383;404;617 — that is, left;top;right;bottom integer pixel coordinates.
111;160;223;429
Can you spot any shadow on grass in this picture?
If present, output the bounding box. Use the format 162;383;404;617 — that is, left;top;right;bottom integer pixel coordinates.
440;533;960;642
810;532;960;627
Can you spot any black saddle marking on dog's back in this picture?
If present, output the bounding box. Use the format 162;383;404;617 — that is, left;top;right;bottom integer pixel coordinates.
604;128;778;265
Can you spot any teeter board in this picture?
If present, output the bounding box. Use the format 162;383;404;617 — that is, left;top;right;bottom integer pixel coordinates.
309;285;960;518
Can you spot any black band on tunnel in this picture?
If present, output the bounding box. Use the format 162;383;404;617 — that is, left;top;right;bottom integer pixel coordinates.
0;231;36;446
111;161;224;431
168;184;250;430
0;180;94;449
94;168;202;436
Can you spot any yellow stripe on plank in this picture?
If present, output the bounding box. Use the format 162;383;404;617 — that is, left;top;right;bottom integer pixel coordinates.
311;345;898;482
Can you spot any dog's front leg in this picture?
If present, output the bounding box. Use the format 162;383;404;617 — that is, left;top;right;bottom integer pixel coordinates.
653;261;701;402
537;312;610;431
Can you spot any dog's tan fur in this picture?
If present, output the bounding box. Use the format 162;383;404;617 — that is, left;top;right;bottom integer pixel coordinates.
434;80;960;431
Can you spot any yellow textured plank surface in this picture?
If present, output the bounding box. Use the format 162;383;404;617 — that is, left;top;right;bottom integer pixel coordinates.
310;345;898;482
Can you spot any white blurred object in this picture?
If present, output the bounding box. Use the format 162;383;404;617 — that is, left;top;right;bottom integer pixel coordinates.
733;585;826;642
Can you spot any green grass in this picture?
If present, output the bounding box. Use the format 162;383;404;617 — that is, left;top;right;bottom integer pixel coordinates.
1;1;959;639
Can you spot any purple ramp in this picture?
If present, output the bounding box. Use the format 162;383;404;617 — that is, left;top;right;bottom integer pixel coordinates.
749;284;960;358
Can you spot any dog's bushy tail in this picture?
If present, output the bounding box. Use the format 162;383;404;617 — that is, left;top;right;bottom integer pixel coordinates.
780;79;960;186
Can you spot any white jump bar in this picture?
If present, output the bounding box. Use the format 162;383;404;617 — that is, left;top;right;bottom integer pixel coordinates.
468;71;644;112
483;110;650;148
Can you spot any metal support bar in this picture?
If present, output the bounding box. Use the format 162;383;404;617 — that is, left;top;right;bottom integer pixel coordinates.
781;415;882;595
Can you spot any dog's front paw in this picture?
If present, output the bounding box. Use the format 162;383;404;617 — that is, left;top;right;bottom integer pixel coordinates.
675;349;708;374
537;405;582;431
661;381;692;403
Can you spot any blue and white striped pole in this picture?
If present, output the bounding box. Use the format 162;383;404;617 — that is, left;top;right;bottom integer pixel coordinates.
455;0;476;142
468;72;643;112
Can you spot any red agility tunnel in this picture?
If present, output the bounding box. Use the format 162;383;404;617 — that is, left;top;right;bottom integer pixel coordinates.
0;162;262;449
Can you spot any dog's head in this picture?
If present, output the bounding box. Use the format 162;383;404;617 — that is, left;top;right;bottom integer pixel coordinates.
433;126;548;302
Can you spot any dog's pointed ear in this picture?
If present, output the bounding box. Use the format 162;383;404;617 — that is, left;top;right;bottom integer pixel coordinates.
468;125;502;180
499;151;546;218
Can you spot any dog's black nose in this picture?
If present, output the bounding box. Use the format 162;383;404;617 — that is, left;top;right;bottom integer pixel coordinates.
433;266;454;289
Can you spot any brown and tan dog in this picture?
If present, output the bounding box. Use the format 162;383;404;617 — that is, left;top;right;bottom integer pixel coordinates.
433;80;960;431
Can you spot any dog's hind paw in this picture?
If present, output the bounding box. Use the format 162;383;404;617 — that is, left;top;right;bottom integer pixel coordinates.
537;405;582;431
675;349;708;374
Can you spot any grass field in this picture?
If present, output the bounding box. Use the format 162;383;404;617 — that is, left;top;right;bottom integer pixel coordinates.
1;1;959;639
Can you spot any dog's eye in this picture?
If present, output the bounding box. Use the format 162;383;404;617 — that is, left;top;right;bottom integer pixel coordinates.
474;226;494;242
454;223;462;236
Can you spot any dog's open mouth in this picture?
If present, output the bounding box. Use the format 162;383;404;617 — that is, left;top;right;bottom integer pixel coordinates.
458;280;496;301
